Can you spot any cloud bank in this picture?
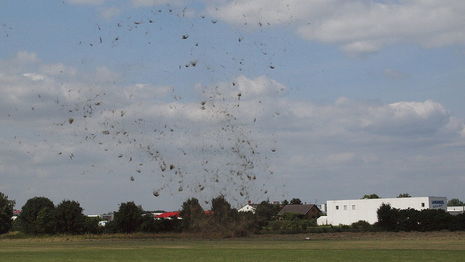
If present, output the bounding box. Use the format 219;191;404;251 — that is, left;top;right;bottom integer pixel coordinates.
209;0;465;54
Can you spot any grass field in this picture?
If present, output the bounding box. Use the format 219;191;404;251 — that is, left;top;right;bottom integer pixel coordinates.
1;232;465;262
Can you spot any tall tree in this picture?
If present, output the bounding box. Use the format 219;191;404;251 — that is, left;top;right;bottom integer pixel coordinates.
0;192;15;234
376;204;397;231
113;202;143;233
55;200;86;234
18;197;55;234
211;195;236;225
180;198;204;232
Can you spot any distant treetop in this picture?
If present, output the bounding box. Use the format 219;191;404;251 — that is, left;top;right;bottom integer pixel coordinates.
448;198;464;206
362;194;380;199
289;198;302;205
397;193;411;198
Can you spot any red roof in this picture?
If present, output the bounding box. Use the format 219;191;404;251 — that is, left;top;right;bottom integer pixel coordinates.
154;210;212;219
155;211;180;218
13;210;21;215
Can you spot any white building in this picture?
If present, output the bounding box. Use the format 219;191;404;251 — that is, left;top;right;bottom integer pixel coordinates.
447;206;465;215
317;196;447;226
238;203;257;214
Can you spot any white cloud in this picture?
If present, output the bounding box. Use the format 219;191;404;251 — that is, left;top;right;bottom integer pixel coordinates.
2;53;465;212
210;0;465;55
23;73;46;81
39;63;77;77
100;7;121;19
95;66;120;82
15;51;40;64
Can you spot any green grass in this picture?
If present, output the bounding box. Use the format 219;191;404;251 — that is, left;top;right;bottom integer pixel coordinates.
1;232;465;262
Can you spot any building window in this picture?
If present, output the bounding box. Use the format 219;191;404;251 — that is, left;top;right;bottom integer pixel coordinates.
352;205;356;210
336;205;339;210
421;203;425;207
343;205;347;210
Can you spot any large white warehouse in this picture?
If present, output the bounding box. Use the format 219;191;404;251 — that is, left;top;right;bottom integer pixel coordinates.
317;196;447;226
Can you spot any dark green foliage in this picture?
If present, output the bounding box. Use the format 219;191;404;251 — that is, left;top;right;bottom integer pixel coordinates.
206;196;244;236
350;220;372;231
254;201;281;230
18;197;55;234
281;200;289;206
448;214;465;231
376;204;398;231
397;193;412;198
0;192;15;234
139;215;160;233
376;204;463;232
211;195;236;225
362;194;380;199
35;206;56;234
138;213;182;233
84;216;101;234
55;200;86;234
447;198;464;206
265;218;317;234
102;220;117;234
180;198;204;232
113;202;143;233
177;196;255;237
289;198;302;205
156;219;182;233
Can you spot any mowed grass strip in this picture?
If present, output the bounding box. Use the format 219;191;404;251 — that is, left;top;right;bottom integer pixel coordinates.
2;246;465;262
2;233;465;262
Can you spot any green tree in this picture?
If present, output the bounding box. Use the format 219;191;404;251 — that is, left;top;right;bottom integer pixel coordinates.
113;202;143;233
211;195;236;226
281;200;289;206
254;201;281;230
18;197;55;234
397;193;411;198
0;192;15;234
83;216;101;234
35;207;56;234
180;198;204;232
448;198;464;206
362;194;380;199
376;204;398;231
55;200;86;234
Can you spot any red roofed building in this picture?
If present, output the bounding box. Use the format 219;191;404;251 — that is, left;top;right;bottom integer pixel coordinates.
154;210;213;220
154;211;181;220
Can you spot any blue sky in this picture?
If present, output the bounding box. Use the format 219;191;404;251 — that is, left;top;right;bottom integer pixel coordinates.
1;0;465;214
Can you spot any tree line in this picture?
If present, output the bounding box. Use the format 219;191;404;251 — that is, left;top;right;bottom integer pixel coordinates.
376;204;465;231
0;193;294;236
2;192;465;236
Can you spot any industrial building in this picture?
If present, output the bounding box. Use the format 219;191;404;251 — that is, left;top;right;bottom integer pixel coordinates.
317;196;447;226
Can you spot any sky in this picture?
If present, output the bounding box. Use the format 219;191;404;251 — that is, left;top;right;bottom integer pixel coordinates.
1;0;465;214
